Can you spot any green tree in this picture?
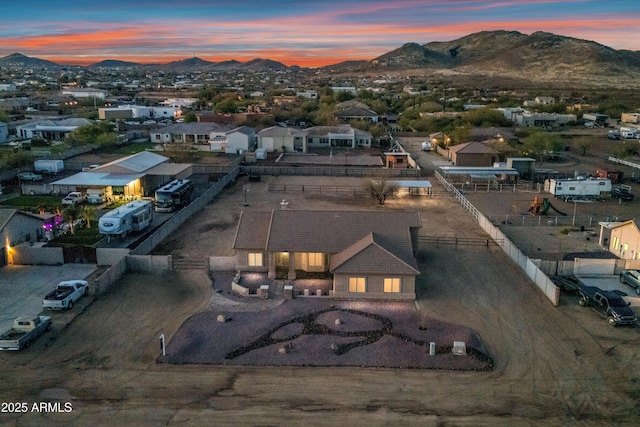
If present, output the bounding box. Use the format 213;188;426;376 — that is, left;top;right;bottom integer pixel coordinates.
184;112;197;123
521;130;563;164
62;205;80;234
81;205;97;229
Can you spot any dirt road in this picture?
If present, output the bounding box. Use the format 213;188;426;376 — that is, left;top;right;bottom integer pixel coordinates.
1;176;640;425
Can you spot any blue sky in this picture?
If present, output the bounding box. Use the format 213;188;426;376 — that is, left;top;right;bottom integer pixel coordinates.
1;1;638;66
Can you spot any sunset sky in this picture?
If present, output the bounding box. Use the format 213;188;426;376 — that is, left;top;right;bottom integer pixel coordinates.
1;0;639;67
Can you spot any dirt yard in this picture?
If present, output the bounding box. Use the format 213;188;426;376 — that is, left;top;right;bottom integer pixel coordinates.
2;140;640;424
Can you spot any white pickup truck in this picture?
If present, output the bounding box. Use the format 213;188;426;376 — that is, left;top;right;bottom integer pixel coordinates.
0;316;52;351
61;191;87;206
42;280;89;310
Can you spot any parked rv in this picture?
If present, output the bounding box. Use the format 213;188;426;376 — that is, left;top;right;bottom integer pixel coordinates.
154;179;193;213
99;200;153;239
544;178;612;201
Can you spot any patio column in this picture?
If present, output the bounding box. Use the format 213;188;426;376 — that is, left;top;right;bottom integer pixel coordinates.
288;252;296;280
268;252;276;279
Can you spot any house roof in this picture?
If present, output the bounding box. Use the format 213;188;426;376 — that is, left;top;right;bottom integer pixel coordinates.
0;208;43;229
608;219;640;230
53;172;144;186
258;126;306;138
227;125;254;136
153;122;230;135
335;105;378;118
232;211;273;250
96;151;168;173
329;232;420;274
449;141;498;154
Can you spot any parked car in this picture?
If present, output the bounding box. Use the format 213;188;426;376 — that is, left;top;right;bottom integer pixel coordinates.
19;172;43;181
610;185;634;201
619;270;640;295
61;191;87;205
42;280;89;310
0;316;51;351
578;285;637;326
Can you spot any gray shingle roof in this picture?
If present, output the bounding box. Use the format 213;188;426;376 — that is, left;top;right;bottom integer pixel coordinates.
330;232;420;274
232;211;273;250
233;210;421;274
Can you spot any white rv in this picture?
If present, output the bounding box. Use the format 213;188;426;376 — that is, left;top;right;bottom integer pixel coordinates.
545;177;612;201
98;200;153;239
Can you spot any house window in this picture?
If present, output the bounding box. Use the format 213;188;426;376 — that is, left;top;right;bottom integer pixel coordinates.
348;277;366;293
623;243;629;251
308;252;323;267
612;236;619;250
384;278;401;293
248;252;263;267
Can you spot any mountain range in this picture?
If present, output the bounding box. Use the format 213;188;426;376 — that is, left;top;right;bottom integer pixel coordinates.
2;31;640;87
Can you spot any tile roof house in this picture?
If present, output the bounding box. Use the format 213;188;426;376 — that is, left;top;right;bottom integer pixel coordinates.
232;210;421;300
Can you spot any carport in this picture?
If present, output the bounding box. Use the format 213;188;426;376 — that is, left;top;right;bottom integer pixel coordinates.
439;166;519;185
391;179;432;196
52;172;144;200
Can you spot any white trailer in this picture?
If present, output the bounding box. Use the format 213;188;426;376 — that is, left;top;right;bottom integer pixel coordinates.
34;159;64;174
99;200;153;239
545;178;612;201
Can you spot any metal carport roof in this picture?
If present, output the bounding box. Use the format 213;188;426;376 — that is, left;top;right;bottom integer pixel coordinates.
52;172;144;186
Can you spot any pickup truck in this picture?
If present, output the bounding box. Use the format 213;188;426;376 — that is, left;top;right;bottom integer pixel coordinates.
0;316;52;351
619;270;640;295
42;280;89;310
61;191;87;205
578;285;637;326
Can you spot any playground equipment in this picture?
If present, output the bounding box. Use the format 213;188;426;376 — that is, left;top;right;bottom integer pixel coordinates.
529;196;567;216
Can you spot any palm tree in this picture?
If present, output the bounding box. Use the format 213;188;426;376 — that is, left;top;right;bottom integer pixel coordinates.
81;205;97;228
62;205;79;234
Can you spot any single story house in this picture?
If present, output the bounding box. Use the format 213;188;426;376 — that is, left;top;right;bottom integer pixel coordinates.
150;122;231;146
209;125;256;154
256;126;307;152
232;210;421;300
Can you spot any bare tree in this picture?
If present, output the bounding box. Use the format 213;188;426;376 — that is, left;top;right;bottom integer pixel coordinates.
367;177;398;205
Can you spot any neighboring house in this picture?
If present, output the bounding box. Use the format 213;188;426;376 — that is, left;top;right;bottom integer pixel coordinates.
297;91;317;99
335;105;379;123
52;151;192;198
448;141;499;167
99;105;180;120
150;122;230;146
61;87;108;99
0;209;48;264
256;126;306;152
16;118;92;141
305;124;372;150
384;152;413;169
232;210;421;300
249;91;265;98
608;220;640;260
209;125;256;154
512;112;576;127
535;96;555;105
